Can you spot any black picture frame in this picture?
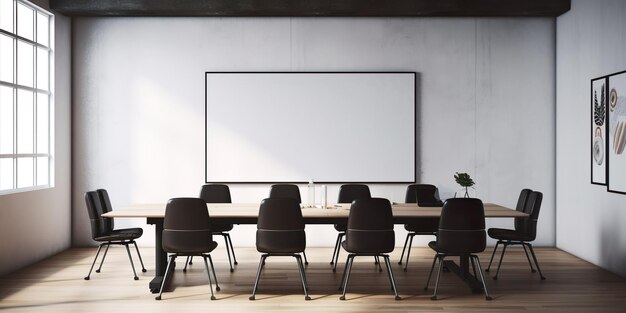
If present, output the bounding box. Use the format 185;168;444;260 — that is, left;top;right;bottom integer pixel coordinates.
606;70;626;194
591;76;607;185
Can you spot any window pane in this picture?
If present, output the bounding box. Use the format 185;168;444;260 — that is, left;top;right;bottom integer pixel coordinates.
36;92;47;153
17;41;33;87
0;85;13;154
0;33;14;83
36;12;48;46
16;2;33;41
16;89;32;153
0;0;14;33
36;156;47;185
16;156;32;188
36;46;47;90
0;158;13;190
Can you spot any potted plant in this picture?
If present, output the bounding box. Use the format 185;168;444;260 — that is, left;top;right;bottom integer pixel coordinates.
454;172;475;198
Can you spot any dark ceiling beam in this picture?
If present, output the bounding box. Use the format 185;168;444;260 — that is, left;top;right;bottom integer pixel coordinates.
50;0;571;17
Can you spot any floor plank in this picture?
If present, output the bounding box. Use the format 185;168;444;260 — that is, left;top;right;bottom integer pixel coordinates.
1;247;625;312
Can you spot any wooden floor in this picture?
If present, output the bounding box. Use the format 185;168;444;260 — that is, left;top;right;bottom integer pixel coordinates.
1;247;625;312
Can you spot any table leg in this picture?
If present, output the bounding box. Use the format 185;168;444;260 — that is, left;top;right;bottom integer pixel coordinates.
147;218;170;293
442;254;483;293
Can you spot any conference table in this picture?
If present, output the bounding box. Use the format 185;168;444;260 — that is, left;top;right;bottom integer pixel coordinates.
103;202;527;294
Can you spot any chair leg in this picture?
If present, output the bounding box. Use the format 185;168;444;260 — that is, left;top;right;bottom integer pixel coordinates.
295;255;311;300
430;255;445;300
95;243;110;273
333;233;344;272
183;256;190;272
338;255;350;291
522;244;536;273
339;255;355;300
493;242;508;280
486;240;500;272
330;233;341;265
375;256;382;272
424;254;438;290
249;255;267;300
403;234;415;272
84;244;104;280
302;251;309;265
155;255;175;300
133;241;147;273
201;256;216;300
207;254;220;291
223;234;234;272
471;256;478;278
526;244;546;280
398;233;410;265
225;233;238;265
188;256;193;265
124;243;140;280
473;255;493;300
383;256;401;300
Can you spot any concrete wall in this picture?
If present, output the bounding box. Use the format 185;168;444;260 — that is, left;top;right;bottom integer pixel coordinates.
0;0;72;276
72;17;556;249
556;0;626;278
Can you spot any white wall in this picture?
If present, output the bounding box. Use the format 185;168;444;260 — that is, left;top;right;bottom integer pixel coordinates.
72;17;556;249
556;0;626;278
0;0;71;276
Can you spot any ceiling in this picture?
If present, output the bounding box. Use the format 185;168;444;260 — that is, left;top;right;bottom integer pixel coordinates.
50;0;571;17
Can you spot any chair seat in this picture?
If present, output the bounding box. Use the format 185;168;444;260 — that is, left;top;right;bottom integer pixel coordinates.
404;218;439;233
341;238;394;254
256;230;305;254
427;240;483;255
95;228;143;242
488;228;534;241
210;222;234;233
167;240;218;254
334;223;347;232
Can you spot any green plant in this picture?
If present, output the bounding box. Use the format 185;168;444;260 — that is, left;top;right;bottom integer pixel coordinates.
454;172;475;198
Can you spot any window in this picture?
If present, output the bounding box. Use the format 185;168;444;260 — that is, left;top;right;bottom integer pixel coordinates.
0;0;53;194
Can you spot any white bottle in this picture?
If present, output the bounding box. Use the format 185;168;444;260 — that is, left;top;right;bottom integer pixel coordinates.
307;179;315;207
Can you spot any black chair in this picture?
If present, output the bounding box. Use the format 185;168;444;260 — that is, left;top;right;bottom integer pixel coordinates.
269;184;302;203
84;190;146;280
331;184;372;272
486;190;546;280
338;198;400;300
186;184;238;272
250;198;310;301
424;198;492;300
398;184;443;271
269;184;309;265
156;198;220;300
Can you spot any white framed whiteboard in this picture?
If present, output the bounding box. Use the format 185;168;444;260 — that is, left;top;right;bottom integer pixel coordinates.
205;72;416;183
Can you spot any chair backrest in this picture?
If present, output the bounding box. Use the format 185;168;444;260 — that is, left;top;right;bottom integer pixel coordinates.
162;198;213;253
269;184;302;203
513;188;532;230
515;191;543;240
199;184;232;203
405;184;444;206
256;198;305;253
344;198;395;253
436;198;486;254
84;191;109;240
96;189;114;231
338;184;371;203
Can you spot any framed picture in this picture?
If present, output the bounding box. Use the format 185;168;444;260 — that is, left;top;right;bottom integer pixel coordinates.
591;77;607;185
607;70;626;194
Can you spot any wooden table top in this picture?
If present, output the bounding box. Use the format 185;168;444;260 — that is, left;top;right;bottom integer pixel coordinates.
102;202;527;219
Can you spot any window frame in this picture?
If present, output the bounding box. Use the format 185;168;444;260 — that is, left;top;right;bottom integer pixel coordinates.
0;0;54;195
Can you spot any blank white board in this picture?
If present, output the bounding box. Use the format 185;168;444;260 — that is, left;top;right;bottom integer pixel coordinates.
205;72;416;183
